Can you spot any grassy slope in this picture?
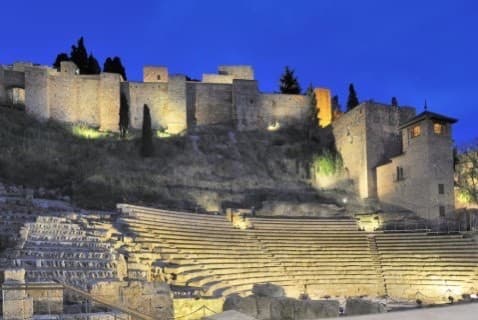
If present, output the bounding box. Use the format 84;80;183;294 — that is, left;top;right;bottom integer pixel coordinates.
0;107;334;210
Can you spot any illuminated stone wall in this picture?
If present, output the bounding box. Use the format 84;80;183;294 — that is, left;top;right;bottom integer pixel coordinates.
122;82;169;129
8;63;323;134
24;66;50;120
315;88;332;127
202;65;254;84
188;82;233;126
143;66;168;83
377;119;455;219
258;93;310;128
332;103;415;198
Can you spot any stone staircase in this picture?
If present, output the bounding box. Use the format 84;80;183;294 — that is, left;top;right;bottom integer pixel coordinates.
2;216;122;289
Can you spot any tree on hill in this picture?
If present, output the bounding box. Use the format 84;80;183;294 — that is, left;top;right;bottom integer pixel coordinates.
86;53;101;75
346;83;359;111
305;84;318;123
70;37;89;73
279;66;301;94
331;95;341;113
141;104;154;157
305;84;319;140
53;37;101;75
456;144;478;206
391;96;398;107
104;57;127;80
119;93;129;138
53;53;69;70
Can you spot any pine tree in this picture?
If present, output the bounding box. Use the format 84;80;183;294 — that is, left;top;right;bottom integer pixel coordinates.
279;66;301;94
104;56;127;80
53;53;69;70
391;96;398;107
141;104;154;157
70;37;89;74
119;93;129;138
346;83;359;111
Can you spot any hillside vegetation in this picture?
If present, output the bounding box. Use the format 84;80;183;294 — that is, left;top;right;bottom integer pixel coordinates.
0;107;341;211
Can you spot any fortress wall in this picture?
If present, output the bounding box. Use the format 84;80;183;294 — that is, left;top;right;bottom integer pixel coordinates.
48;74;78;123
332;105;368;197
364;104;415;197
166;75;187;133
98;73;121;131
218;65;254;80
143;66;168;83
0;68;5;103
190;82;233;126
258;93;310;128
125;82;168;130
232;80;260;130
202;74;236;84
24;67;50;120
76;77;100;125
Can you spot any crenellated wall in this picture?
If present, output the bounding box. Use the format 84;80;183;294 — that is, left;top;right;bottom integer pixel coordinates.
1;62;328;134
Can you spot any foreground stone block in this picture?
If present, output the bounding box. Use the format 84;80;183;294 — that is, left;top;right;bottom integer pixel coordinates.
204;310;258;320
345;298;386;315
224;293;340;320
252;283;285;298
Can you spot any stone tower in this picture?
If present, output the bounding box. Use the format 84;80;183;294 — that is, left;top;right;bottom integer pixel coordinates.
376;110;457;220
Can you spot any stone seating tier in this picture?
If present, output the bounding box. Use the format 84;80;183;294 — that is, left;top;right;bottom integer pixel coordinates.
117;204;478;301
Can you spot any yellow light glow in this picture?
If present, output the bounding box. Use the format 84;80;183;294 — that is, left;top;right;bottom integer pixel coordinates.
267;121;280;131
156;130;172;138
72;125;106;139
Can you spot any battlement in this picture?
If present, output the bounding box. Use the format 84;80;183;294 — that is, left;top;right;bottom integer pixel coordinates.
202;65;254;84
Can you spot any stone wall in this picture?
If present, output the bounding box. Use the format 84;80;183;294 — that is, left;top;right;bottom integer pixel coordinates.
24;66;50;120
188;83;233;127
166;75;187;133
122;82;168;129
6;62;321;134
202;65;254;84
232;80;260;130
332;103;415;198
258;94;310;129
89;280;173;319
332;104;368;197
377;119;455;219
143;66;168;83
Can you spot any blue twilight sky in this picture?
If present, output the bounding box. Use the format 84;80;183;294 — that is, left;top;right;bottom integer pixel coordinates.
1;0;476;145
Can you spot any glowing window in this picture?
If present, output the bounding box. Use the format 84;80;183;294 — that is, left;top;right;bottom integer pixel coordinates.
434;122;445;135
410;125;421;138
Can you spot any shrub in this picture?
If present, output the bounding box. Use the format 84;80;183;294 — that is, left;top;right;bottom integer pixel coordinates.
313;149;343;176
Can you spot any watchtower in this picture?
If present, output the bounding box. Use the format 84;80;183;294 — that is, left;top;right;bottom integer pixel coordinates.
376;110;457;220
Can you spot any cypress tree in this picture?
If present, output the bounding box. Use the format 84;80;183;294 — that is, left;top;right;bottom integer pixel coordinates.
279;66;301;94
346;83;359;111
305;84;318;124
53;53;69;70
331;95;341;113
391;96;398;107
119;93;129;138
86;53;101;75
141;104;154;157
104;56;127;80
70;37;89;74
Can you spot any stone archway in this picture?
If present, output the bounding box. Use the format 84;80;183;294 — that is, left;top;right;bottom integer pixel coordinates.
6;86;25;108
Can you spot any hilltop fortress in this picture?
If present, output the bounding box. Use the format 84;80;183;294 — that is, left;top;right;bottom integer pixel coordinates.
0;62;457;220
0;62;328;133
